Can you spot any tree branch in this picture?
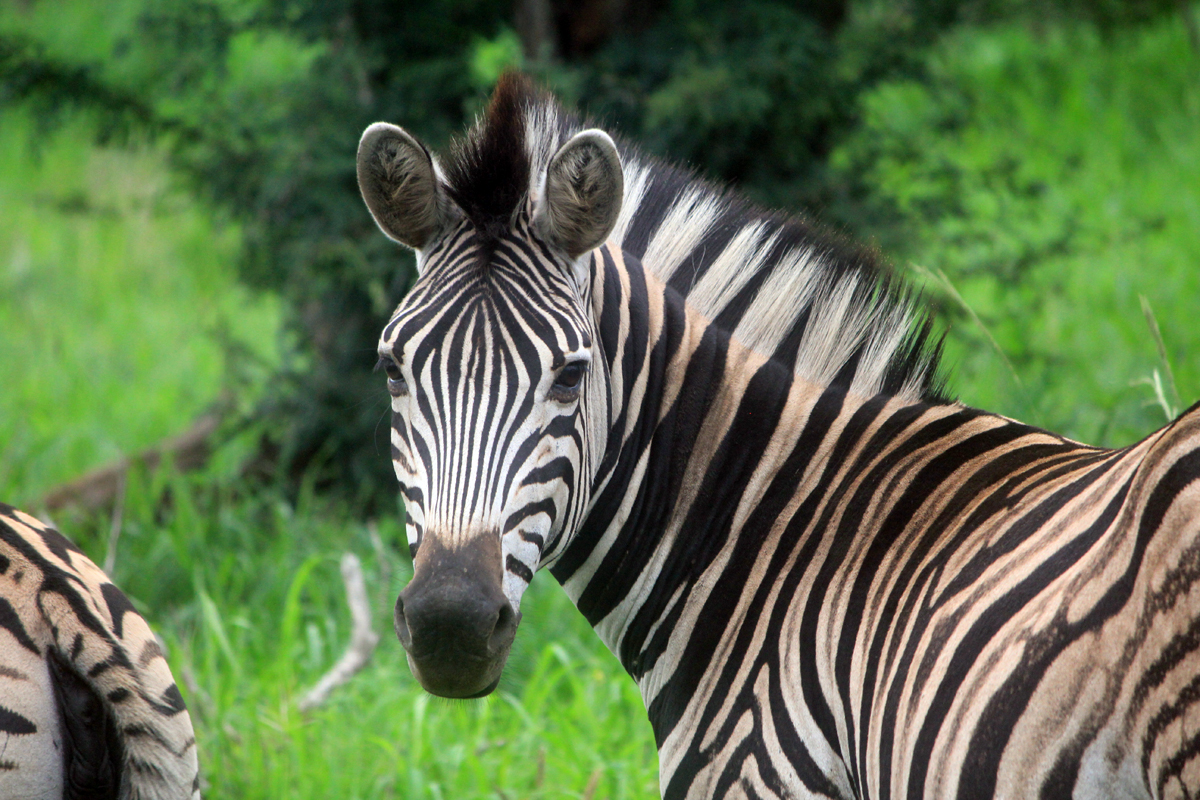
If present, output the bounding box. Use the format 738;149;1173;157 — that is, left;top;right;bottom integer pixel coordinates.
40;410;223;513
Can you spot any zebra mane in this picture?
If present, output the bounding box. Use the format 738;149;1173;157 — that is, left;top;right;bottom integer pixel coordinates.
442;74;948;404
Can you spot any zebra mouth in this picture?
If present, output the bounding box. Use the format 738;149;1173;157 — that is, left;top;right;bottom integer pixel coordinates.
393;533;519;698
399;617;516;698
403;650;508;699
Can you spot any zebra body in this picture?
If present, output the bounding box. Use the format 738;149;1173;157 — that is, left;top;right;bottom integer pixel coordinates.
357;75;1200;798
573;246;1200;799
0;503;200;799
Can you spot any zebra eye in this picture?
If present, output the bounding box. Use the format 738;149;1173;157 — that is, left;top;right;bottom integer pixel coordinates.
549;361;587;402
379;358;408;397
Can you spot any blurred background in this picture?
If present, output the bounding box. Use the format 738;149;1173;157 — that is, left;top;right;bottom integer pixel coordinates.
1;0;1198;796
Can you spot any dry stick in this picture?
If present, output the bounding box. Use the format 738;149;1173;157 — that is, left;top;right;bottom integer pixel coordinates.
581;768;602;800
298;553;380;712
534;747;546;789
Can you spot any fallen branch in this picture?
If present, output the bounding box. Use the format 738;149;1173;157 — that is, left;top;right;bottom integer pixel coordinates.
298;553;380;712
41;410;223;512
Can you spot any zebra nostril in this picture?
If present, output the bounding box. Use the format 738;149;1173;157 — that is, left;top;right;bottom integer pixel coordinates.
488;602;520;654
393;595;413;650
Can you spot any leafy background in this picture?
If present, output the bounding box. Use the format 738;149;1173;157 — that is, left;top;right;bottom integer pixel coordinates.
1;0;1198;797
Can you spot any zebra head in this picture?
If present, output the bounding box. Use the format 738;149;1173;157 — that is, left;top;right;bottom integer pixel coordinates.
356;81;622;698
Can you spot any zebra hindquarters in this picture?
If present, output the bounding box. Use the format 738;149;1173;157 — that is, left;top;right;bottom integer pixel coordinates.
0;503;201;800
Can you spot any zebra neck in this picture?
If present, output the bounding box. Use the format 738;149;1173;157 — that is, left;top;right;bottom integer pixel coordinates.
551;244;848;680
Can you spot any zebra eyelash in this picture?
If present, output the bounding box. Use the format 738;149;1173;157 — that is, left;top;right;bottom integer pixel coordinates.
375;355;405;377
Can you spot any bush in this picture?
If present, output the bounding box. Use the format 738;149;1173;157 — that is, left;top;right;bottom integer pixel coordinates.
2;0;995;507
831;15;1200;444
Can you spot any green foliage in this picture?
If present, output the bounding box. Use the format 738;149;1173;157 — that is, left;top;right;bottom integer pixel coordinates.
832;15;1200;446
3;0;1196;498
0;104;279;502
3;0;517;506
2;0;1006;508
470;28;524;88
540;0;971;211
4;5;1200;799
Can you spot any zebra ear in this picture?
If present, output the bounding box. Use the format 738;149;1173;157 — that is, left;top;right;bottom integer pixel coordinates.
357;122;453;250
536;129;623;259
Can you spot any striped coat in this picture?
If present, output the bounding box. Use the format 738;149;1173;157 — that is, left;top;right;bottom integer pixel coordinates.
0;504;200;799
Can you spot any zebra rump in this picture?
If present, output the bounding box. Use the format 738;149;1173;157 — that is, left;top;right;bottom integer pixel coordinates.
0;503;200;800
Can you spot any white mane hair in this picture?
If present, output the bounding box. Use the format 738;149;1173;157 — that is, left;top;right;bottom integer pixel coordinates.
442;74;947;404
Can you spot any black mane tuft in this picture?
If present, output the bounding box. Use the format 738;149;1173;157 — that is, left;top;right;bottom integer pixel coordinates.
443;72;538;243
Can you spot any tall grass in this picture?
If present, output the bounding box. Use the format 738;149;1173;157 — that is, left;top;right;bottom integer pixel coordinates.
92;470;657;799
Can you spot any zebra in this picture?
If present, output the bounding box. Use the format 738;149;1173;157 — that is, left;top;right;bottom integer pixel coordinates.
0;503;200;799
356;73;1200;799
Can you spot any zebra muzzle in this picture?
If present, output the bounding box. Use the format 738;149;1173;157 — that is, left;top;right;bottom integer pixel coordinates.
393;533;520;698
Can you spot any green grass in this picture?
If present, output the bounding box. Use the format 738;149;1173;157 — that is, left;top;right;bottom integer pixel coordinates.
81;470;657;799
0;99;659;798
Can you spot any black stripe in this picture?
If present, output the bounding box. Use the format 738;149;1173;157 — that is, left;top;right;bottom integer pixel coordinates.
39;523;84;563
0;705;36;734
101;583;137;640
1131;613;1200;719
504;500;557;535
506;555;534;584
1154;723;1200;798
550;252;667;581
572;292;726;629
662;385;871;796
951;448;1200;799
625;354;792;676
0;596;38;655
931;483;1131;799
861;441;1120;793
